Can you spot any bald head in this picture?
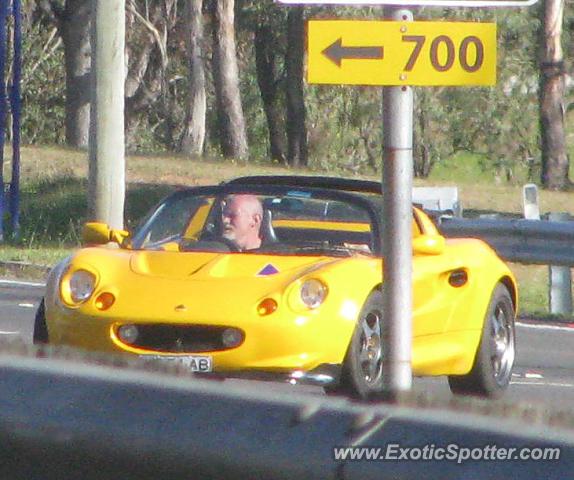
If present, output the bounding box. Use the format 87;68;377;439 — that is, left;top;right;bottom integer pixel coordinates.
221;194;263;250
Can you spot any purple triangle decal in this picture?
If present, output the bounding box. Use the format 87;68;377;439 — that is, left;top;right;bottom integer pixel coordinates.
257;264;279;276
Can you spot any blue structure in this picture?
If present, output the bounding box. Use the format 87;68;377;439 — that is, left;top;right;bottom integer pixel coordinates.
0;0;21;241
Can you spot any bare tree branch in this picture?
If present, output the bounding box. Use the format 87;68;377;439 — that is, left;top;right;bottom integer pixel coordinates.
23;27;62;85
126;0;168;69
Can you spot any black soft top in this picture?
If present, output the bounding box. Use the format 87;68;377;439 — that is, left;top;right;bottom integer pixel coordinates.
224;175;382;195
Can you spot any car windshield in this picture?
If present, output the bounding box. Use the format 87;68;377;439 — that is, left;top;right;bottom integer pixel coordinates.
130;188;377;257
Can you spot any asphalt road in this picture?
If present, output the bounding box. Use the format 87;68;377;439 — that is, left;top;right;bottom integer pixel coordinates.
2;278;574;411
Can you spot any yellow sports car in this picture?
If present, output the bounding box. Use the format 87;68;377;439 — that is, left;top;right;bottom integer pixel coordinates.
34;176;517;398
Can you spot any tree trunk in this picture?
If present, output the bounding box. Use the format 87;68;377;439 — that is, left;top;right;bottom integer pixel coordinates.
285;7;307;167
211;0;248;160
124;38;163;148
124;0;176;150
414;99;433;178
61;0;91;148
254;25;286;164
179;0;206;156
540;0;568;189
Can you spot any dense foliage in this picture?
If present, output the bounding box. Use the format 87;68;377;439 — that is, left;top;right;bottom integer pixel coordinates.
8;1;574;180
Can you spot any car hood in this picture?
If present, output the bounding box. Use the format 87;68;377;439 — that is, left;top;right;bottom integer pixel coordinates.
128;250;335;281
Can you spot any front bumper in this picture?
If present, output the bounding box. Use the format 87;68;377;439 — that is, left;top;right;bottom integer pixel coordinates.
200;363;342;387
47;298;356;372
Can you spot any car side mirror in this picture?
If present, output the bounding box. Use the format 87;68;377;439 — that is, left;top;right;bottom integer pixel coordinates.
82;222;130;246
412;234;445;255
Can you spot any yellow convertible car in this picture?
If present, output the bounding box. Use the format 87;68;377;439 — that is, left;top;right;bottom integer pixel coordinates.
34;176;517;399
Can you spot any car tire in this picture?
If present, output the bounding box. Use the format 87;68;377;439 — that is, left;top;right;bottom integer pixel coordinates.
448;284;515;398
326;290;384;399
33;299;49;344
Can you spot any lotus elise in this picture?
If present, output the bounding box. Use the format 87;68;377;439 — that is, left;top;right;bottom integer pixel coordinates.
34;176;517;398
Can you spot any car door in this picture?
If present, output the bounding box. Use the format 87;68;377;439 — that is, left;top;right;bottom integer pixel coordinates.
411;211;469;338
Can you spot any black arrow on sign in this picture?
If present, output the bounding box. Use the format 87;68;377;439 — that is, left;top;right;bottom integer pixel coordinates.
322;38;384;67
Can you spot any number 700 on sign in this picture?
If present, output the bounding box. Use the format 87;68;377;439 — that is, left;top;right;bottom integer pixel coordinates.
307;20;496;86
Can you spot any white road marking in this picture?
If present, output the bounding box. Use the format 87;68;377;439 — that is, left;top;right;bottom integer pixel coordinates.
512;380;574;388
18;303;35;308
0;330;20;335
516;321;574;332
0;279;45;287
525;372;544;379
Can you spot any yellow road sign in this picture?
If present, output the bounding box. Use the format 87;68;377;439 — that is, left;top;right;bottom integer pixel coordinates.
308;20;496;86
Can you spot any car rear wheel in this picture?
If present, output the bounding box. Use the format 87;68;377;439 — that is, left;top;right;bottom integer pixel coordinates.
448;284;515;398
327;290;384;399
33;299;49;344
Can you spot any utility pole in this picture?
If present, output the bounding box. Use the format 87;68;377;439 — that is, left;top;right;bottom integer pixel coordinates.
88;0;126;230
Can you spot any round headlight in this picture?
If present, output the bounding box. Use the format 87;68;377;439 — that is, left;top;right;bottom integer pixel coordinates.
69;270;96;303
300;279;327;309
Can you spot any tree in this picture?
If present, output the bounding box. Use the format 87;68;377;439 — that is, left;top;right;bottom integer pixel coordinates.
210;0;248;160
61;0;91;148
237;1;287;163
40;0;91;148
179;0;206;156
254;24;286;164
125;0;176;150
540;0;569;189
285;7;307;167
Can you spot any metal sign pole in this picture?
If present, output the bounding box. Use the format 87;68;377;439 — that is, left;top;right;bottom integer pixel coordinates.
10;0;22;238
0;0;6;242
380;6;414;400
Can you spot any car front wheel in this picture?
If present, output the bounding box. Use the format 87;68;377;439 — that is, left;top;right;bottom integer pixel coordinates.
448;284;515;398
326;290;384;399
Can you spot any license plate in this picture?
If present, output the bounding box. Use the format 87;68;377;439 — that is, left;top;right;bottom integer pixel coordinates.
142;355;213;372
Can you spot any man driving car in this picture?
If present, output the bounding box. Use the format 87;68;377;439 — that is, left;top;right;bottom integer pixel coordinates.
221;194;263;251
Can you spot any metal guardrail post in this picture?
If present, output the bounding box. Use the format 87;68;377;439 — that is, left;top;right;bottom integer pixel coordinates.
521;186;572;315
522;184;540;221
548;212;573;315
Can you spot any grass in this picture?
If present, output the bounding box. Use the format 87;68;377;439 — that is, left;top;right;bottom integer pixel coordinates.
507;263;549;317
2;144;574;318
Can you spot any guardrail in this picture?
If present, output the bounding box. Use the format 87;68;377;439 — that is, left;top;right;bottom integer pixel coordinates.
421;184;573;315
440;216;574;267
440;213;574;315
0;344;573;479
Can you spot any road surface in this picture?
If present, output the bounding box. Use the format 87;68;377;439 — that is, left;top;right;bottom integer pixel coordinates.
2;278;574;411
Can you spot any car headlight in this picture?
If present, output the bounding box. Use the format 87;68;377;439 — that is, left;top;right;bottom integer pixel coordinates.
300;279;327;309
69;269;97;303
